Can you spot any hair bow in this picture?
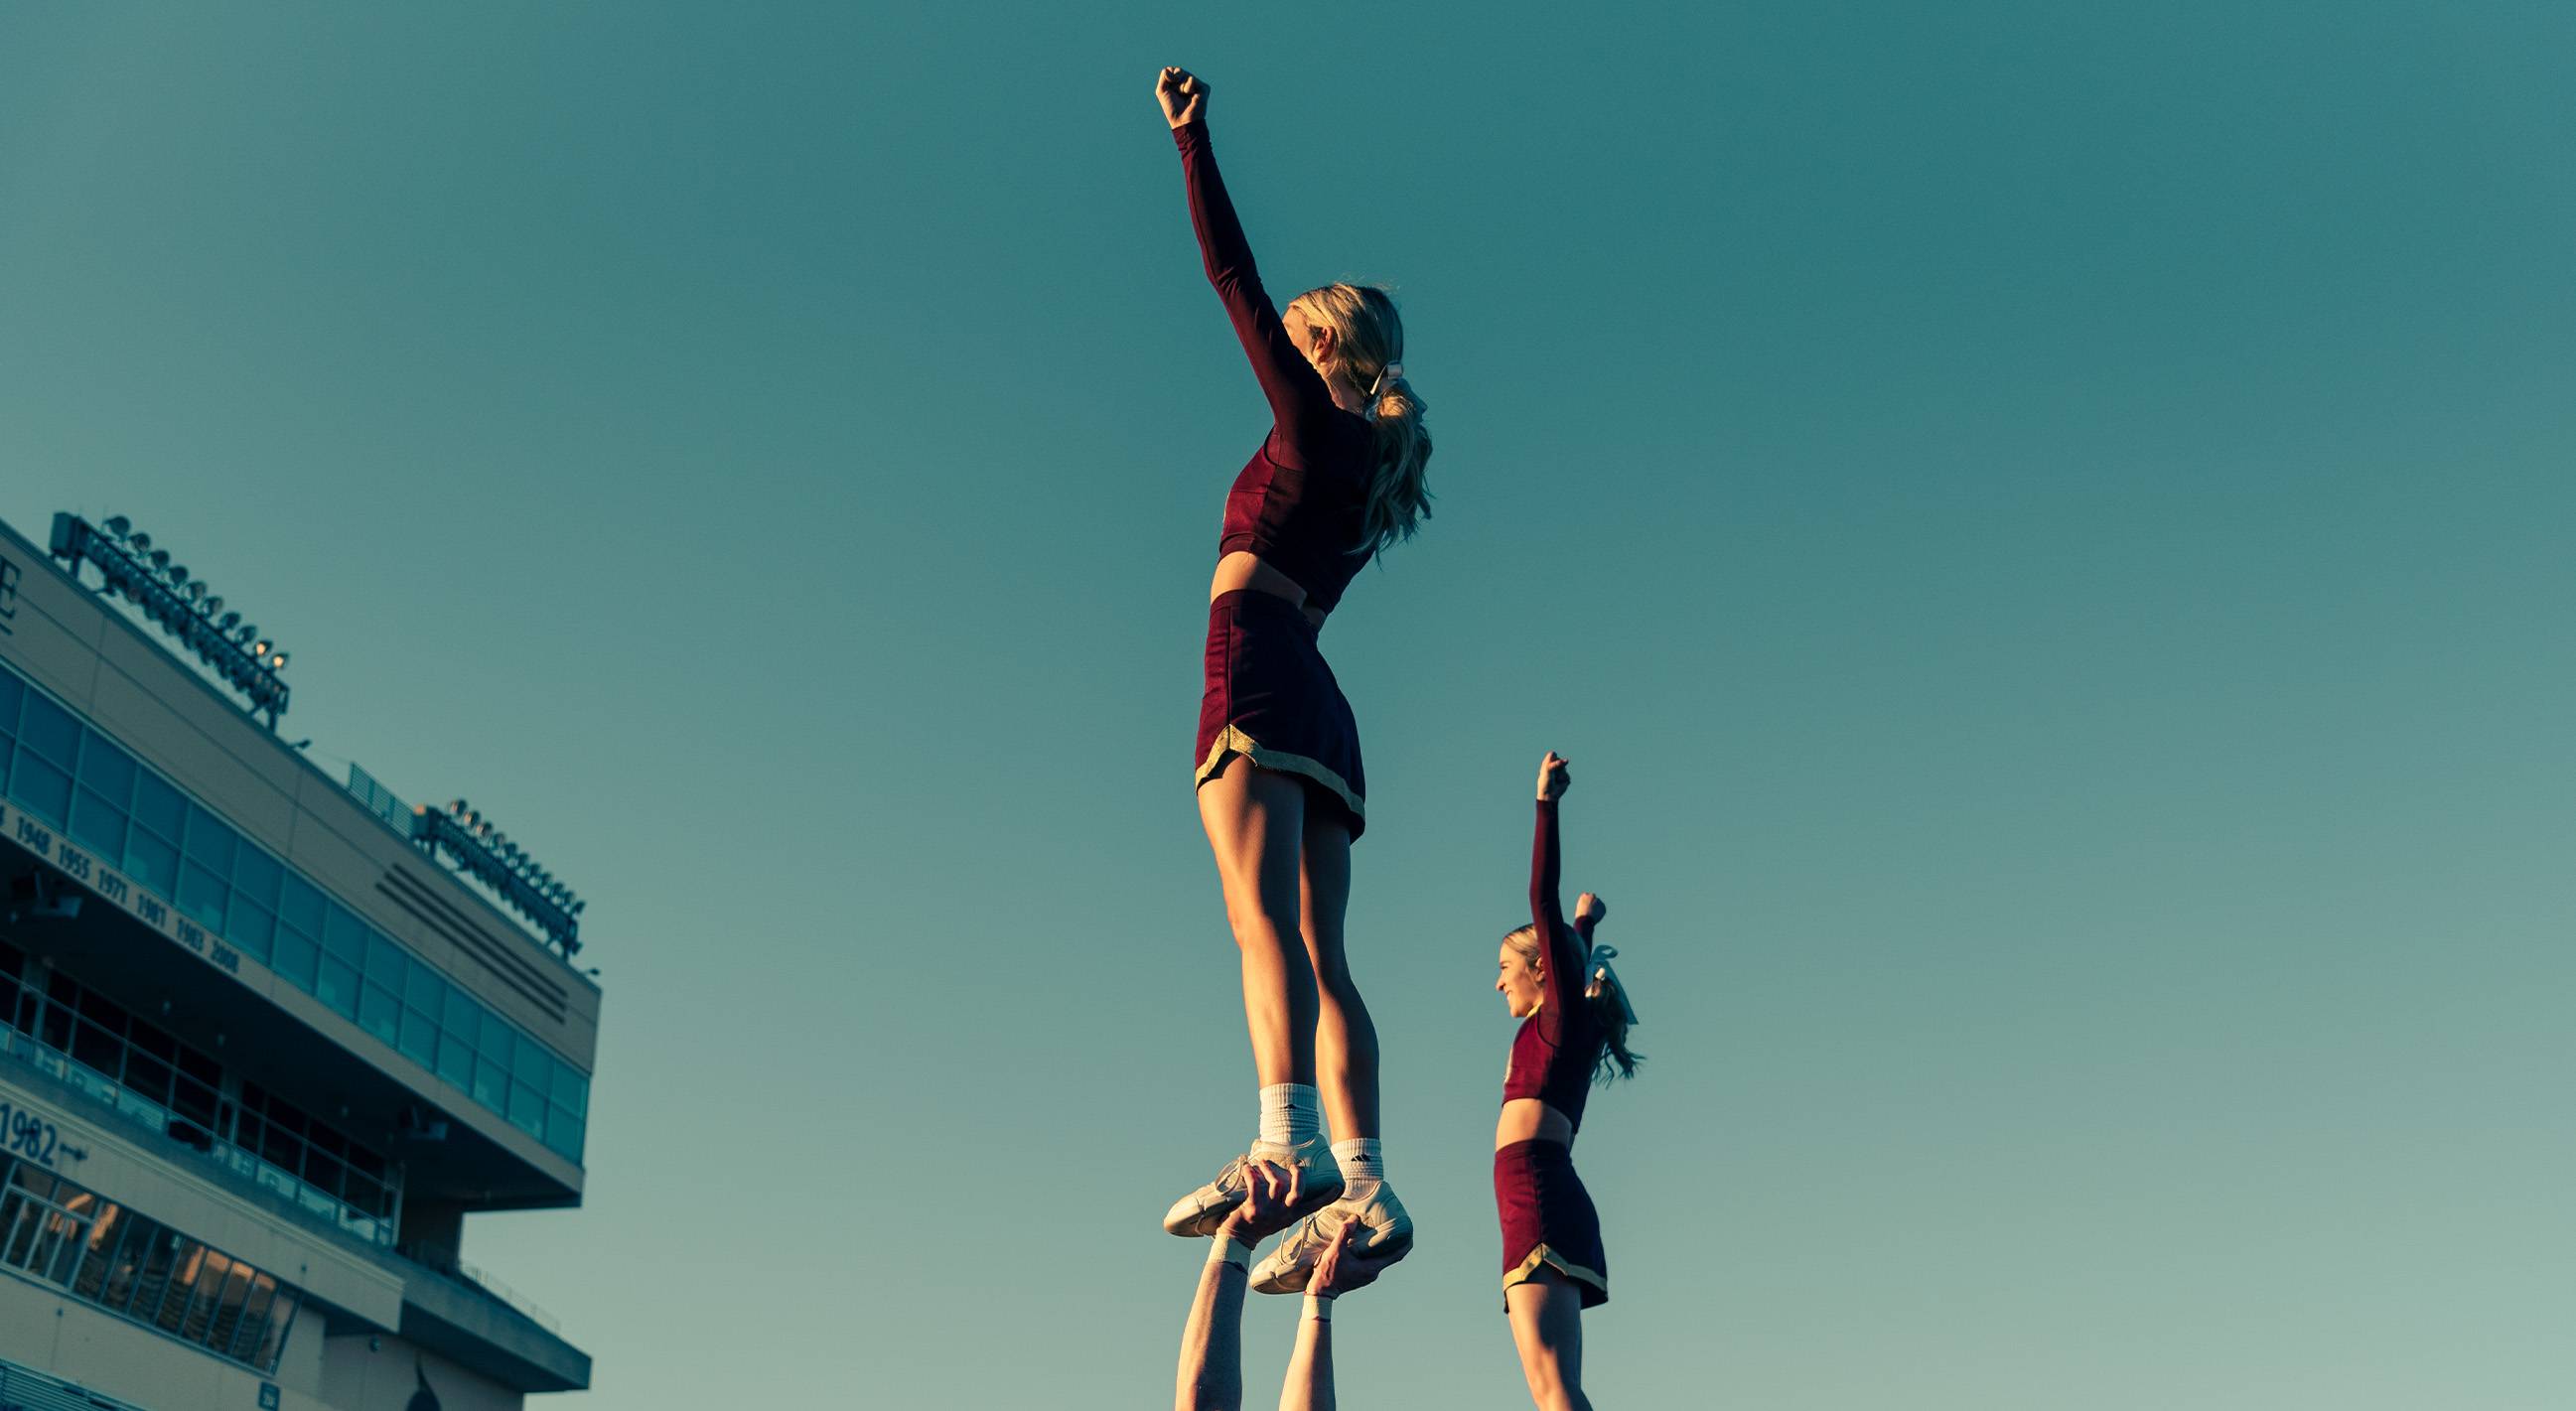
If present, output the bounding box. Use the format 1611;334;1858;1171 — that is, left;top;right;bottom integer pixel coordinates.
1583;943;1639;1026
1368;361;1405;397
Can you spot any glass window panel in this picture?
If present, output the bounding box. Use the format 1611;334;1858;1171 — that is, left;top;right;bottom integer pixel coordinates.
358;983;400;1047
37;991;71;1051
227;1272;276;1360
364;931;407;990
276;872;323;939
123;826;179;897
404;960;445;1013
399;1006;439;1066
73;735;135;796
479;1010;516;1064
507;1079;545;1135
435;1025;475;1087
545;1105;585;1162
122;1053;175;1107
99;1214;157;1313
513;1035;551;1085
178;860;229;929
301;1151;346;1200
71;1202;126;1300
252;1288;299;1370
472;1054;507;1111
320;905;366;964
70;1014;121;1076
16;692;77;768
9;753;71;827
155;1242;207;1333
128;1020;176;1062
180;1249;230;1340
226;901;275;964
0;1191;36;1269
50;1201;93;1284
175;1043;222;1094
181;805;236;870
0;665;21;727
68;786;128;857
42;1208;89;1285
265;1100;307;1143
230;845;281;909
316;958;358;1019
271;925;319;990
442;985;477;1033
253;1115;296;1169
0;736;11;793
72;984;121;1027
551;1062;588;1113
130;771;185;845
124;1226;181;1322
204;1254;254;1351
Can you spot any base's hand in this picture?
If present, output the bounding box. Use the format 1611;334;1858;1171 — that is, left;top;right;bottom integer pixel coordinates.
1575;892;1608;926
1157;67;1210;128
1217;1160;1303;1245
1310;1220;1398;1297
1538;751;1571;802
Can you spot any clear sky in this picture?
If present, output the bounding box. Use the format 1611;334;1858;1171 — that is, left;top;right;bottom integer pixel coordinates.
3;3;2571;1407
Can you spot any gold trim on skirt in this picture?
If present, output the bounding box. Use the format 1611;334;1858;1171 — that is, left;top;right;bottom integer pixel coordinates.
1195;725;1366;825
1502;1243;1609;1310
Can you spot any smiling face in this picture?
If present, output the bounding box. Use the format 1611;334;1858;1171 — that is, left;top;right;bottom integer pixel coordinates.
1497;939;1546;1019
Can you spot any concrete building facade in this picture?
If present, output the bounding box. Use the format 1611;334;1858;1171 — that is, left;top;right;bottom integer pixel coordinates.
0;513;596;1410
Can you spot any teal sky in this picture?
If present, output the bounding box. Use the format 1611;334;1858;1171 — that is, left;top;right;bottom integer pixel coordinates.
4;3;2571;1406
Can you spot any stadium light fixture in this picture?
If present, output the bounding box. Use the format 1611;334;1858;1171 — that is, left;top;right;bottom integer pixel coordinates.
49;513;292;729
410;798;583;955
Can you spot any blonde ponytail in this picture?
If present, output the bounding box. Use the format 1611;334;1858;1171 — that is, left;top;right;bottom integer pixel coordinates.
1283;282;1434;557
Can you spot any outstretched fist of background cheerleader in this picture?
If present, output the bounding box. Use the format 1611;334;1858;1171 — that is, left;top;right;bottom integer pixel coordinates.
1157;68;1210;128
1576;892;1608;926
1538;752;1571;802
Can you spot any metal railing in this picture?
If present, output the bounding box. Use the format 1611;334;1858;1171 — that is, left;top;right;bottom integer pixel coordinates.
0;1026;397;1248
400;1241;565;1337
343;762;416;840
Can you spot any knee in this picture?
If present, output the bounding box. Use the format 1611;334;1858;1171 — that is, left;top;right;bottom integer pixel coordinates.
1518;1353;1571;1402
1310;957;1362;1004
1227;913;1303;957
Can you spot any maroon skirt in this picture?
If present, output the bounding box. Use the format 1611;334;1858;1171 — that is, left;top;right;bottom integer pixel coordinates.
1196;589;1366;838
1496;1139;1608;1309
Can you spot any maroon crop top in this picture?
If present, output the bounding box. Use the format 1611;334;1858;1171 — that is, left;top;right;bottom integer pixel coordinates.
1503;798;1606;1131
1173;118;1376;617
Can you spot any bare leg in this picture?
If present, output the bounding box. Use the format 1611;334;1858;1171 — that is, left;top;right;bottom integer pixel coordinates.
1505;1270;1594;1411
1198;759;1318;1089
1297;809;1378;1141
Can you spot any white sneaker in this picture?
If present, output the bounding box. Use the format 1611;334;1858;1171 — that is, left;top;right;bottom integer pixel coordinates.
1161;1136;1346;1238
1249;1181;1412;1294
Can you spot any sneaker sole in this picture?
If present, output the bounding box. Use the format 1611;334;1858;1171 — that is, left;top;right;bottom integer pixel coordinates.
1250;1221;1412;1294
1163;1177;1347;1240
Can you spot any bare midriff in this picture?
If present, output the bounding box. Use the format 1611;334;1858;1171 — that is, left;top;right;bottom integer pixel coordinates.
1211;551;1327;630
1496;1097;1575;1152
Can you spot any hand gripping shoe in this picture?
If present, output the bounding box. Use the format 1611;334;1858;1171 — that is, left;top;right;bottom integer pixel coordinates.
1161;1135;1347;1238
1249;1181;1413;1293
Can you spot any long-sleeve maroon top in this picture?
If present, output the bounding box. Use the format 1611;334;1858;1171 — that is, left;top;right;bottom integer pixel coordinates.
1173;118;1376;617
1504;798;1606;1132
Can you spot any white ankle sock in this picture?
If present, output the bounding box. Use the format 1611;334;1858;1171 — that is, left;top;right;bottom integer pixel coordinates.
1332;1137;1383;1187
1258;1084;1321;1148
